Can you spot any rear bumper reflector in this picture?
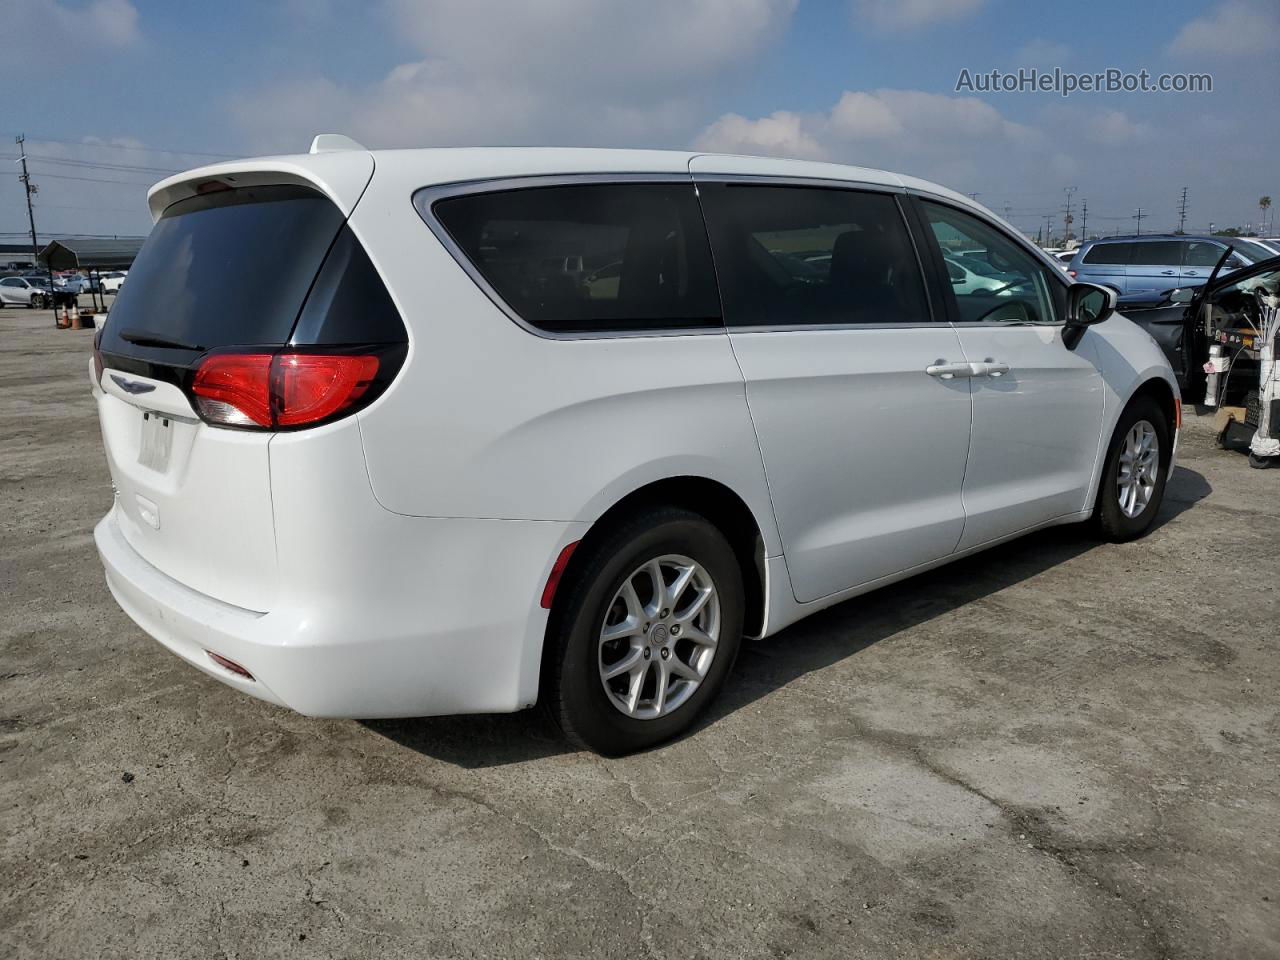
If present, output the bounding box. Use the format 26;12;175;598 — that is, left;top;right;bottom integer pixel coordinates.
206;650;255;681
540;541;581;610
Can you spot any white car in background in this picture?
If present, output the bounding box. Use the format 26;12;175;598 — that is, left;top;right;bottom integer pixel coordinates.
99;271;128;294
91;141;1180;755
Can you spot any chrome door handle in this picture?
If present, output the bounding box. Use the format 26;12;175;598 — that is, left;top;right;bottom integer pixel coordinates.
1160;270;1177;276
925;362;976;380
972;360;1010;378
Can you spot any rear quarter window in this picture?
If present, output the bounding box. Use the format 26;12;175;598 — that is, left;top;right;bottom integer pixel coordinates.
425;182;721;334
1082;242;1133;265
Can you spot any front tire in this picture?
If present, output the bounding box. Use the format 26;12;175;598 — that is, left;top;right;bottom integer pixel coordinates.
1095;395;1171;541
543;506;744;756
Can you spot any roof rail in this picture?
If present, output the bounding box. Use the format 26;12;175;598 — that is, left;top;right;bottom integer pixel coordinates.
309;134;368;154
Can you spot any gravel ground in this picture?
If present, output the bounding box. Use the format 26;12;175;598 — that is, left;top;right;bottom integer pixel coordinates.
1;305;1277;959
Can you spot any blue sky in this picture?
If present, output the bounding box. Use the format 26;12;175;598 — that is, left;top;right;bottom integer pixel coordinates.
2;0;1276;242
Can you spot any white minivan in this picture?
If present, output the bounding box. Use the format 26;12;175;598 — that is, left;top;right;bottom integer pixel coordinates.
92;140;1179;754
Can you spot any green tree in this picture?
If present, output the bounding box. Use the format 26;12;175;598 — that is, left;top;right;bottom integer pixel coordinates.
1261;196;1272;234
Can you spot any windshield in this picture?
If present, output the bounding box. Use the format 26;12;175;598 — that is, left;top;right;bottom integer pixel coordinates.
1235;239;1278;263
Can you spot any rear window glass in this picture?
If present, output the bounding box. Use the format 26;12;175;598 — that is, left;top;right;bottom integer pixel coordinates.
428;183;721;333
1082;242;1132;264
101;185;346;356
696;183;930;326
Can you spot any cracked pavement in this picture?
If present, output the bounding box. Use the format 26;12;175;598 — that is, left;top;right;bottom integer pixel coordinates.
1;308;1278;959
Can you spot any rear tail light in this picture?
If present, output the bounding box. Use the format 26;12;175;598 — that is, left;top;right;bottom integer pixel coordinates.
190;351;384;430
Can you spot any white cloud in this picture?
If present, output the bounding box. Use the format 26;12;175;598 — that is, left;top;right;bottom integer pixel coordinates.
691;89;1101;213
1086;109;1152;145
1168;0;1280;57
235;0;797;152
853;0;985;31
694;111;828;160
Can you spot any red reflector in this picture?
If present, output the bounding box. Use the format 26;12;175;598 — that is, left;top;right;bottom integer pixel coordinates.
190;352;380;430
207;651;254;680
541;541;581;609
1068;270;1077;278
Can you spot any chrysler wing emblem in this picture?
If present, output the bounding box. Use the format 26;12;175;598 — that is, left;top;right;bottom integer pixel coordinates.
110;374;157;396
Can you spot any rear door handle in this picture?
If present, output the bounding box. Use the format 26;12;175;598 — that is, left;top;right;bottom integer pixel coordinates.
1160;270;1178;276
926;362;977;380
971;360;1010;378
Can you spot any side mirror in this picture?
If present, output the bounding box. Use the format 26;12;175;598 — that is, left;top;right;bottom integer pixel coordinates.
1064;282;1115;349
1168;287;1196;304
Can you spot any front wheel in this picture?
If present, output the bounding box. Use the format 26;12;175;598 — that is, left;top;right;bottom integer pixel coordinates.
1095;396;1171;541
543;507;744;755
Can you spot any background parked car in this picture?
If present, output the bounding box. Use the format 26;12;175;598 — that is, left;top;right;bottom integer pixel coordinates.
1069;235;1273;296
99;271;128;294
0;276;52;308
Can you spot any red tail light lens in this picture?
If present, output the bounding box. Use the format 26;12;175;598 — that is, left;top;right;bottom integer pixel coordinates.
275;354;379;427
191;352;380;430
192;354;273;427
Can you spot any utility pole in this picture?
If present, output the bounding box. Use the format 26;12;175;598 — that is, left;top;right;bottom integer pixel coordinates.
967;192;981;202
1133;206;1145;236
1176;187;1188;234
15;135;41;269
1063;186;1077;245
1080;198;1088;240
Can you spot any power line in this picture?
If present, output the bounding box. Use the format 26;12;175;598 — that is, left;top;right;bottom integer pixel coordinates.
3;132;239;160
14;171;155;185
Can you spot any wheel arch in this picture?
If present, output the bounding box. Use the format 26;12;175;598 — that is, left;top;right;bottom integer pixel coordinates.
1129;375;1179;440
549;475;769;646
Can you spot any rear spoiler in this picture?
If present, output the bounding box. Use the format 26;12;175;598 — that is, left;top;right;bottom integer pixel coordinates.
146;150;374;223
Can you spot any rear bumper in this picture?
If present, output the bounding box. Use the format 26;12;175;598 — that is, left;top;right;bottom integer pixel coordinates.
95;507;587;718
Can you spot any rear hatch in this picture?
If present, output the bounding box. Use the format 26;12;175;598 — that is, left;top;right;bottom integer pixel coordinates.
95;175;406;611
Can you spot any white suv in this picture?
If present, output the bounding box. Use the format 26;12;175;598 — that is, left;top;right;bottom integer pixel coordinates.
91;140;1179;754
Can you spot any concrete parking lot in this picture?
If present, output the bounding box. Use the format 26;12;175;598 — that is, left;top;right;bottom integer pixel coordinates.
1;304;1277;959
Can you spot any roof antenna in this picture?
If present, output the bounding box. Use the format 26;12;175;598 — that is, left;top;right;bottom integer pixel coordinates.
309;134;367;154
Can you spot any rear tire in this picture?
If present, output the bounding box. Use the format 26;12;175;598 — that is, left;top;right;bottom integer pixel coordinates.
1095;395;1171;542
543;506;744;756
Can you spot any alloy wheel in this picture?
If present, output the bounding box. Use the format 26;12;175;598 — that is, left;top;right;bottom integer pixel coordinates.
597;554;720;720
1117;419;1160;518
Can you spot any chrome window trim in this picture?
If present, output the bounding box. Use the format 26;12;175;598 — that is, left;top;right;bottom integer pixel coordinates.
690;172;907;195
413;173;721;342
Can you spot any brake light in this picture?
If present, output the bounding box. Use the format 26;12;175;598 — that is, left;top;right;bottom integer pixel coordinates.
191;352;380;430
